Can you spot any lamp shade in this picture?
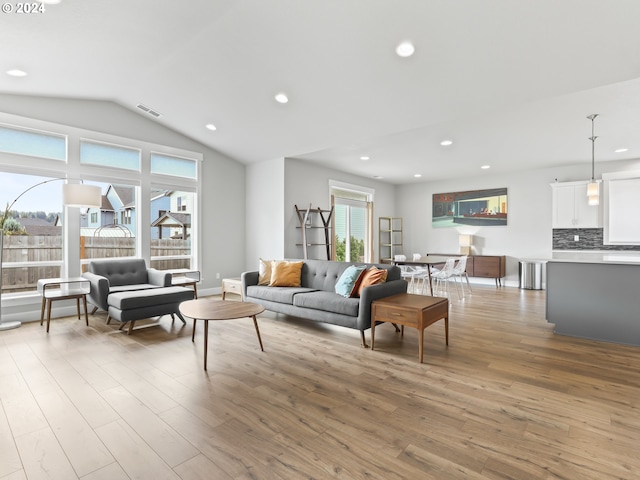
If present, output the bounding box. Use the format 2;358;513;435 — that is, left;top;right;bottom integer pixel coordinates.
459;234;472;255
587;180;600;206
62;183;102;208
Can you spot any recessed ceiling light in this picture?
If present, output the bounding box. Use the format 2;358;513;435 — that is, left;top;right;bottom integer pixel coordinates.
6;69;27;77
396;41;415;58
481;165;491;169
615;148;628;153
440;140;453;146
414;174;422;178
274;92;289;104
372;175;383;179
205;123;217;131
360;156;370;161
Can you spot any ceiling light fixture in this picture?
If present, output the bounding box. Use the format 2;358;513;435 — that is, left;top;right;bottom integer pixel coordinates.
360;156;370;161
205;123;217;131
586;114;600;206
440;140;453;146
481;165;491;170
614;148;628;153
395;41;415;58
414;174;422;178
6;69;27;77
274;92;289;104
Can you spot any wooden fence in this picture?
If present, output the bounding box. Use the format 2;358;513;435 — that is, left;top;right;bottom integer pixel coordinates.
1;235;191;294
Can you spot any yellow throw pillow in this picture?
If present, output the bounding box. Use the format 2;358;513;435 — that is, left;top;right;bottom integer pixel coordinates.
258;258;273;285
269;260;304;287
356;266;388;297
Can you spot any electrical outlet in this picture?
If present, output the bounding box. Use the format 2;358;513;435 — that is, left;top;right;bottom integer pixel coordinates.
216;272;220;279
574;235;579;241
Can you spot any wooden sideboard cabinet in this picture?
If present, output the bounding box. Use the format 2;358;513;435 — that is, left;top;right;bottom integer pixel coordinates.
467;255;506;286
429;254;506;286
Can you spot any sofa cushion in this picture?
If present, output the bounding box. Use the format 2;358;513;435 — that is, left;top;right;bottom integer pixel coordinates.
335;265;367;298
108;286;194;310
109;283;163;294
356;267;388;297
258;258;273;285
293;291;360;317
88;258;149;286
270;260;304;287
247;285;318;305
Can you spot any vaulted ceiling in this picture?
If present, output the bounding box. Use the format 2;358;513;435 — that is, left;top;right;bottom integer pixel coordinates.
2;0;640;184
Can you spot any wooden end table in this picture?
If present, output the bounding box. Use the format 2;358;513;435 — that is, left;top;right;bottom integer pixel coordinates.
37;277;90;332
170;269;201;298
221;277;242;300
371;293;449;363
179;299;265;370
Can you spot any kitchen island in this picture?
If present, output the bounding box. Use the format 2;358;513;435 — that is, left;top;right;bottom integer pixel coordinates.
546;252;640;346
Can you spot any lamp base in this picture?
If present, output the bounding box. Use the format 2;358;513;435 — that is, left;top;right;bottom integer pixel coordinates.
0;321;22;331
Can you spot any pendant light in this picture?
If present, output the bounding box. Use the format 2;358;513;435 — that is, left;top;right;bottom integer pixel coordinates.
586;114;600;206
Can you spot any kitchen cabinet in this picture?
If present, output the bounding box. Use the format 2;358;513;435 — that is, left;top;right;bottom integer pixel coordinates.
551;181;602;228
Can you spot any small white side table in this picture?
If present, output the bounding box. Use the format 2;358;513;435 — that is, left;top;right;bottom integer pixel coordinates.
37;277;91;332
170;269;201;298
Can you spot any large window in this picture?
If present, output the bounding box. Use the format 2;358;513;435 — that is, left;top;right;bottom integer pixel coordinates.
0;172;63;294
80;140;140;171
331;184;373;263
150;190;194;270
0;125;66;161
1;112;202;299
151;153;197;179
80;182;136;267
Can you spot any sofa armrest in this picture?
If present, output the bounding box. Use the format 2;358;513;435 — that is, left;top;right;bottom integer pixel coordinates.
82;271;110;311
241;271;259;298
357;279;408;331
148;268;171;287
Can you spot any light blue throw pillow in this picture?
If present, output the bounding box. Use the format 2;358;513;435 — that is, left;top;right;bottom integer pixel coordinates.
335;265;366;298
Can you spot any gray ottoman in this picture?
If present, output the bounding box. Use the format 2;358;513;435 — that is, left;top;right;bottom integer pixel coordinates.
107;286;195;334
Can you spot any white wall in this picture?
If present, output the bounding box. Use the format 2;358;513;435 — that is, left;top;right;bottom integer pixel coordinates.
397;158;640;286
0;94;246;294
245;157;285;269
283;158;396;260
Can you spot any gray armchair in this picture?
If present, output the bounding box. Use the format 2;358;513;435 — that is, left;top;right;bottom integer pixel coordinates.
83;258;171;312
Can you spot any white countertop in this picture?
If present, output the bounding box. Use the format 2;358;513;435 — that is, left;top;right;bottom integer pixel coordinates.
550;251;640;265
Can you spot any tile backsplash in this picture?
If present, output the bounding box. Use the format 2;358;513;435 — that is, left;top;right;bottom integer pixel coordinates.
553;228;640;251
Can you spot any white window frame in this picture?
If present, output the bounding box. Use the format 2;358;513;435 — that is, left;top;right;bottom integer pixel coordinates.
0;111;202;301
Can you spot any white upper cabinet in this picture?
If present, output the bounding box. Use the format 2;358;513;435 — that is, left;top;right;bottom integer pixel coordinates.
551;181;602;229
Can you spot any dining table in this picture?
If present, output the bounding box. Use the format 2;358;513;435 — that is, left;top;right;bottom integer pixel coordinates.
392;255;457;295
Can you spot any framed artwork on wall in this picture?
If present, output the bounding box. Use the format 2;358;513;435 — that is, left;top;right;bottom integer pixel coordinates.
432;188;508;228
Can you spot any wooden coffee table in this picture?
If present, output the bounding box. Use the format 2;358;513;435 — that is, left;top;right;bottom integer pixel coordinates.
179;299;265;370
371;293;449;363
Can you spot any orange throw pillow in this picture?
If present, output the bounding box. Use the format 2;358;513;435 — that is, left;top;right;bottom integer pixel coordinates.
356;267;388;297
269;260;304;287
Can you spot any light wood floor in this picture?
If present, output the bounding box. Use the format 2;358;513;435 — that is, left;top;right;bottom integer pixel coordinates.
1;286;639;479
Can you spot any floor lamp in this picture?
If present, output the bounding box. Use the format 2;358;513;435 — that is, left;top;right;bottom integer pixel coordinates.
0;179;102;331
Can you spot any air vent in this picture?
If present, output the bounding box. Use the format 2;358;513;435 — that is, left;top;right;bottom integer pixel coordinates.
136;103;162;118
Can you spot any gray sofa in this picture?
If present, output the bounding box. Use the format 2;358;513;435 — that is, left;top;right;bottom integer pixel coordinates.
241;259;407;346
83;258;194;333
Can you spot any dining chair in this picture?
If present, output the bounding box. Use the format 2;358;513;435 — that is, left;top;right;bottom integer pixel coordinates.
431;258;461;299
400;265;419;293
452;255;472;296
